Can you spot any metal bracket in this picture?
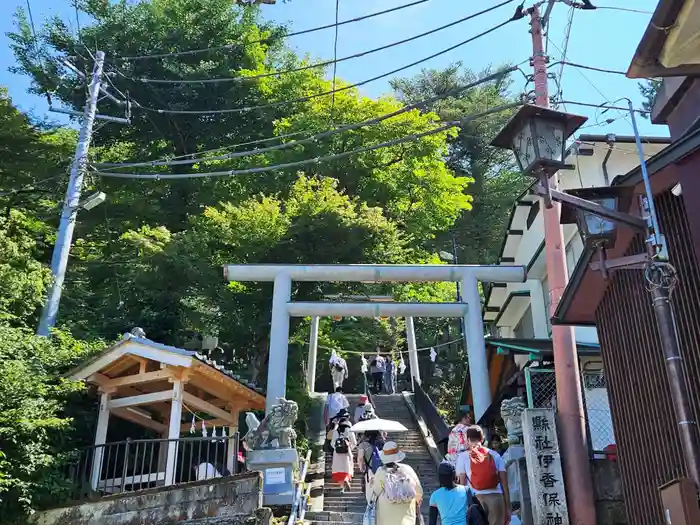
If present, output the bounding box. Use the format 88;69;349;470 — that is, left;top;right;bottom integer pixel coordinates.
535;183;648;231
589;252;649;274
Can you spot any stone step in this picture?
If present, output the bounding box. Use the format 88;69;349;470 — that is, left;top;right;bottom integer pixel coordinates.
306;511;365;522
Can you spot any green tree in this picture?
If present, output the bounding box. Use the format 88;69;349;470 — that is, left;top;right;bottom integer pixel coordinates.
639;78;662;118
0;88;75;328
0;326;103;521
391;64;528;264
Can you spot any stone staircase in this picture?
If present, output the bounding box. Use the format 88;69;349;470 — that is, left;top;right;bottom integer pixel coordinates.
373;394;439;518
305;394;438;525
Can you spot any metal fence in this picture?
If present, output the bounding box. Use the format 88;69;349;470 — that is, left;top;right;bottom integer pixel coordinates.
66;434;241;501
524;367;615;454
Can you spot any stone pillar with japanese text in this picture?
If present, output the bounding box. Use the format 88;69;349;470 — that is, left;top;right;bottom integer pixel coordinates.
522;408;570;525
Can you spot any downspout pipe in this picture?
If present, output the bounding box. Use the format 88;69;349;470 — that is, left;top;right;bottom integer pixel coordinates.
602;133;616;185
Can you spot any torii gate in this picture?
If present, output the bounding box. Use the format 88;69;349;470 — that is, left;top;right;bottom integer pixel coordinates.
223;264;526;421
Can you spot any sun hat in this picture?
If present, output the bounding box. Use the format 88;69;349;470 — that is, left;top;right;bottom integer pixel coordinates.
379;441;406;464
359;394;368;403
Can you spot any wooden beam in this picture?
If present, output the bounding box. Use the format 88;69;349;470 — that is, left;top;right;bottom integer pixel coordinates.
188;373;236;405
108;390;173;409
105;369;174;388
112;408;167;433
103;355;141;376
182;392;237;423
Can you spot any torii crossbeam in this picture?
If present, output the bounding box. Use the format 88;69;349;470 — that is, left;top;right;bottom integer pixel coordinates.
223;264;526;420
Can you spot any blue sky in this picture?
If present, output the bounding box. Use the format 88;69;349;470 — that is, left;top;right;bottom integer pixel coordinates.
1;0;665;138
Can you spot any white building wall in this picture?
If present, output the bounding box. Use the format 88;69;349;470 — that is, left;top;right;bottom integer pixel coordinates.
494;140;669;345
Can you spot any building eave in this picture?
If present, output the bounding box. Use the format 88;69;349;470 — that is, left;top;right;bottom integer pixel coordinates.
627;0;700;78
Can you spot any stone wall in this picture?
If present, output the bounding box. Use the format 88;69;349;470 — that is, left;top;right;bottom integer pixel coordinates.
32;472;266;525
591;459;628;525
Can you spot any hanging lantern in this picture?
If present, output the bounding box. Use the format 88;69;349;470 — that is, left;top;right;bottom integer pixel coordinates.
491;104;587;178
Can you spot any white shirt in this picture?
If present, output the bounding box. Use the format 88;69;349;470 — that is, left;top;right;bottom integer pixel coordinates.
328;392;349;419
455;447;506;495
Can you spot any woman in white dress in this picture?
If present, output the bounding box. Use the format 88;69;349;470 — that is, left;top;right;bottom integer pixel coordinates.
330;418;357;492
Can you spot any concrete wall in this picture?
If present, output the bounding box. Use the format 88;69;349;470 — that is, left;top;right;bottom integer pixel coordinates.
591;459;628;525
33;472;266;525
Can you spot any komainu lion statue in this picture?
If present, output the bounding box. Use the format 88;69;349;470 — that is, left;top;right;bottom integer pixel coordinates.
500;397;527;444
243;398;298;450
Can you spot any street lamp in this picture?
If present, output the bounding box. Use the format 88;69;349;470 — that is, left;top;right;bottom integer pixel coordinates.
559;187;635;248
492;104;587;178
492;103;700;488
559;186;649;280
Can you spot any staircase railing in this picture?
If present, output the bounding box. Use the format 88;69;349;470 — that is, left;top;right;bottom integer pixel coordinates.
413;381;450;450
287;449;312;525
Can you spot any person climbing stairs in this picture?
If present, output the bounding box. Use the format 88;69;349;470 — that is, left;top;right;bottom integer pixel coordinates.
305;394;439;525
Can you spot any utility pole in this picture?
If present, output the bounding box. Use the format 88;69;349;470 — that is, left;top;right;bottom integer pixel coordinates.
528;5;597;525
37;51;106;336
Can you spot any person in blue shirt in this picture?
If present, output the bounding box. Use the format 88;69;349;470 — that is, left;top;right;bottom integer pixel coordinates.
429;462;469;525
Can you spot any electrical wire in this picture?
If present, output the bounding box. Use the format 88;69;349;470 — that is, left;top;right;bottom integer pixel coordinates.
129;17;517;115
117;0;435;62
96;128;316;170
94;67;520;170
92;102;522;180
119;0;516;85
551;60;627;76
25;0;40;51
594;6;654;15
329;0;341;127
560;100;647;114
552;4;575;109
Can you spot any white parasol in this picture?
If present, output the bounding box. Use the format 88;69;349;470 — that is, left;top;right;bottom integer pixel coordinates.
350;418;408;433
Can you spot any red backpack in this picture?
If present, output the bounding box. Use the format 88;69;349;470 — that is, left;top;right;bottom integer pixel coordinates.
468;446;499;491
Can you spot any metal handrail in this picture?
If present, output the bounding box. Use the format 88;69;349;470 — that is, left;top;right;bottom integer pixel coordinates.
65;433;240;502
288;449;312;525
413;381;450;446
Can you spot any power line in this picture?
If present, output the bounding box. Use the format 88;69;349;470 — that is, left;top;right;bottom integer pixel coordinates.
129;17;518;115
552;4;576;110
96;128;317;170
594;6;654;15
560;100;647;115
554;60;627;76
119;0;516;85
117;0;435;62
94;68;519;170
329;0;341;126
92;102;522;180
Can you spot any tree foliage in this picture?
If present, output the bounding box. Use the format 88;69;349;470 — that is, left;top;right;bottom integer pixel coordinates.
639;78;662;118
0;327;103;522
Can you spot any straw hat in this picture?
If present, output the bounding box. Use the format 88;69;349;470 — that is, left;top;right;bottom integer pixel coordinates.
379;441;406;464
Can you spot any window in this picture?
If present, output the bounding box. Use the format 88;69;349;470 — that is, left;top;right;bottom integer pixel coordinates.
514;306;535;339
526;201;540;230
565;233;584;278
542;277;552;334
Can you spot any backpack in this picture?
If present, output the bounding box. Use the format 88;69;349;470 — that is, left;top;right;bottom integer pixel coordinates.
366;444;382;474
383;465;417;503
468;446;499;491
334;436;350;454
466;499;488;525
